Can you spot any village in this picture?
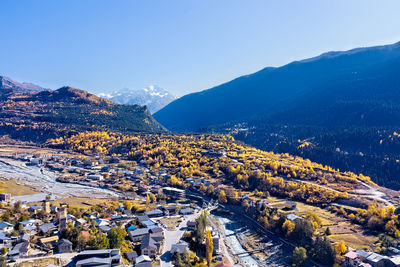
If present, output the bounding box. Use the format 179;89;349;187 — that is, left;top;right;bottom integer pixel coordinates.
0;148;238;267
0;144;399;267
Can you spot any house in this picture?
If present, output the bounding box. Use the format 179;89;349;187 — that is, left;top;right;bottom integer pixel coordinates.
171;241;188;254
75;218;87;227
56;239;73;253
135;255;152;267
344;250;360;266
180;207;194;215
20;219;36;227
287;214;299;221
75;249;121;267
388;247;400;257
84;213;97;220
100;225;112;233
212;232;221;255
50;206;58;213
40;235;59;248
141;220;156;228
68;158;82;166
124;209;132;216
21;234;30;242
87;174;104;181
9;241;29;258
83;159;98;167
0;193;11;202
0;232;12;247
38;222;57;235
28;205;43;213
282;201;297;211
140;234;161;258
127;225;136;231
125;251;138;262
76;257;113;267
163;205;178;215
95;218;110;227
0;222;13;233
162;187;185;200
149;227;163;237
389;256;400;267
145;209;163;218
29;158;43;165
23;225;37;234
128;228;150;242
136;215;150;224
364;252;386;267
187;221;197;230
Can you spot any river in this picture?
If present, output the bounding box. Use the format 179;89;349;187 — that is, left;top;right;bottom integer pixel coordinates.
216;215;260;266
0;157;119;201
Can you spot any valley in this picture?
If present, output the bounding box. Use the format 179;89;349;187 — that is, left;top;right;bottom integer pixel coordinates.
2;2;400;267
0;129;398;266
0;42;399;267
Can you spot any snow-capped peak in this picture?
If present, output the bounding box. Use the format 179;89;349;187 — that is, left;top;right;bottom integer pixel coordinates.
99;85;176;113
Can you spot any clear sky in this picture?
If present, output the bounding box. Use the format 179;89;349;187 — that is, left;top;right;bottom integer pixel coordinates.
1;0;400;96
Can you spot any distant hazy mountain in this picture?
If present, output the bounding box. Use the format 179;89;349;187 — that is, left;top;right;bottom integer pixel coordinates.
154;41;400;131
0;75;47;92
100;85;176;113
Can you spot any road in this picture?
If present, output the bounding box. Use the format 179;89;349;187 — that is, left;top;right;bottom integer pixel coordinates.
159;211;201;267
292;178;392;206
356;181;392;205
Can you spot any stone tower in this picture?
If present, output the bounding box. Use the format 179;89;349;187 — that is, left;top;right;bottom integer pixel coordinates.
57;203;68;231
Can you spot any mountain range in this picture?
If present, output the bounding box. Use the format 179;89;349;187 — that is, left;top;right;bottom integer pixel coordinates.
100;85;176;113
0;77;166;141
154;41;400;189
154;41;400;131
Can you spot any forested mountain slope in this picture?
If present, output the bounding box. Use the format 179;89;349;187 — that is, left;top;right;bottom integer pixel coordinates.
155;41;400;131
0;84;166;142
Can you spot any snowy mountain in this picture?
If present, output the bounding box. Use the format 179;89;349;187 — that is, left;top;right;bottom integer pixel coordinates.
100;85;176;113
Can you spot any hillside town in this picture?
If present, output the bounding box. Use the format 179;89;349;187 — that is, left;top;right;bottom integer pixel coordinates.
0;150;227;267
0;146;398;267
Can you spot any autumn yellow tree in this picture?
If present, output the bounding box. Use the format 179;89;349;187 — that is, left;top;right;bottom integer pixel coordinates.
387;205;395;218
205;229;213;266
146;194;150;206
305;212;322;229
385;220;397;236
218;190;227;204
124;200;133;210
335;240;347;255
282;219;295;236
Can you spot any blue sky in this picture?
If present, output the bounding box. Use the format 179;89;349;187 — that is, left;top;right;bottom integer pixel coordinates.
1;1;400;96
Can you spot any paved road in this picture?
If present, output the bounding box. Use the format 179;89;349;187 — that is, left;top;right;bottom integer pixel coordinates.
159;211;201;267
